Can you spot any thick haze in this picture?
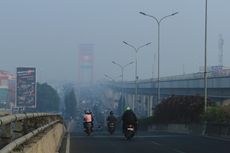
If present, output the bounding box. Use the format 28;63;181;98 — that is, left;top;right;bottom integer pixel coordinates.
0;0;229;84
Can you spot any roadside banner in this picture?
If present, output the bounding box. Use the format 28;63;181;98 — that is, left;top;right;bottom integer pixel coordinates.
16;67;36;108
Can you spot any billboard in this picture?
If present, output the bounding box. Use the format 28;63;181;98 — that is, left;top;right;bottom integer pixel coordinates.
16;67;36;108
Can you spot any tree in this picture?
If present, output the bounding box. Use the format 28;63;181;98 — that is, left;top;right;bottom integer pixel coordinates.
202;105;230;123
154;95;207;123
36;83;60;112
64;89;77;119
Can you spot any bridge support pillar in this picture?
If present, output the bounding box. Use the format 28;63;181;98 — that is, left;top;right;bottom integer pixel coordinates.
132;94;135;110
146;96;149;117
126;94;132;108
149;96;153;116
146;96;153;117
142;95;152;117
144;95;149;117
140;95;144;115
124;94;127;107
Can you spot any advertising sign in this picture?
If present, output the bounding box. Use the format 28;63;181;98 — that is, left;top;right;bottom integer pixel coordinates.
16;67;36;108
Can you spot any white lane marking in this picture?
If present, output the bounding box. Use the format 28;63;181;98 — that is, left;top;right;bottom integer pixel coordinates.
65;132;70;153
151;141;186;153
204;135;230;142
173;149;186;153
65;120;71;153
71;135;182;138
136;135;183;138
151;141;161;146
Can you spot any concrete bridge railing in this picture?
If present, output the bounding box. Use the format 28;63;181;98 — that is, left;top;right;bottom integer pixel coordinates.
0;113;65;153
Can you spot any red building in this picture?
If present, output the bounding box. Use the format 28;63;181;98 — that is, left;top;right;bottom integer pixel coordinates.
78;44;94;86
0;70;16;108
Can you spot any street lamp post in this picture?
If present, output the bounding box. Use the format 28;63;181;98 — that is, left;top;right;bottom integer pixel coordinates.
139;11;178;104
123;41;151;110
112;61;134;111
204;0;208;112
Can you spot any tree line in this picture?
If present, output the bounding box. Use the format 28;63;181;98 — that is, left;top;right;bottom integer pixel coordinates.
139;95;230;126
30;83;77;119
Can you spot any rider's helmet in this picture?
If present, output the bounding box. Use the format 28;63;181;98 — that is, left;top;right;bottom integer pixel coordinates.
125;106;131;111
85;110;90;114
110;111;114;115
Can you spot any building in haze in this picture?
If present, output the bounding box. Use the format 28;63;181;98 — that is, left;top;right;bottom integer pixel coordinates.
78;44;94;86
0;70;16;109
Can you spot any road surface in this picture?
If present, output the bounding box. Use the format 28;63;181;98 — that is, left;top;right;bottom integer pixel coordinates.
65;127;230;153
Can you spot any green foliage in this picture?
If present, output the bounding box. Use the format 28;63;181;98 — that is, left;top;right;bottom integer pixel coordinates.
154;95;206;123
64;89;77;118
37;83;60;112
202;105;230;123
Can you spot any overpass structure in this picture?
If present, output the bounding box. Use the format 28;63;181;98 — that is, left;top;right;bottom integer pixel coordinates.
106;72;230;117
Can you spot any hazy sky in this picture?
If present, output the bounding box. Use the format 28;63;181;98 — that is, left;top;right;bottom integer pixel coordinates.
0;0;229;84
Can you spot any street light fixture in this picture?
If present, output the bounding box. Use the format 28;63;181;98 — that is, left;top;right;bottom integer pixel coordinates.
104;74;115;81
112;61;134;111
122;41;151;110
139;11;178;104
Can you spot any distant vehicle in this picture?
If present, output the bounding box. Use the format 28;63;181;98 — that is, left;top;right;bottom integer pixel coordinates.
83;110;94;136
122;107;137;140
106;111;117;135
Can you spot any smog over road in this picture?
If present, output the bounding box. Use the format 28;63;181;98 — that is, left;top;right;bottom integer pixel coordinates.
1;1;230;153
0;0;230;83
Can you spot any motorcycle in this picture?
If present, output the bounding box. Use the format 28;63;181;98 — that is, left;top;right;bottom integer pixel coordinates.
124;124;135;140
108;122;116;135
84;122;93;136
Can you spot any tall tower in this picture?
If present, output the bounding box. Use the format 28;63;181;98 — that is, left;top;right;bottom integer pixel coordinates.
218;34;224;67
78;44;94;86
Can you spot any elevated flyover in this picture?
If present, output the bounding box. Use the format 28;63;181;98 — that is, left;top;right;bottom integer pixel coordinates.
106;72;230;117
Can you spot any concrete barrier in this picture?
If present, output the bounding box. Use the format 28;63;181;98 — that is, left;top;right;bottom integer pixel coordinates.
148;123;230;137
12;123;66;153
148;124;204;135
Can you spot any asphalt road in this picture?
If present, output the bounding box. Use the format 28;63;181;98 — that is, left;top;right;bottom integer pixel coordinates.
68;128;230;153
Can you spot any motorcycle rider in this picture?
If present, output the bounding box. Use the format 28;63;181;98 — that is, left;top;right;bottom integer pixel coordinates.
83;110;94;131
106;111;117;128
121;106;137;133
